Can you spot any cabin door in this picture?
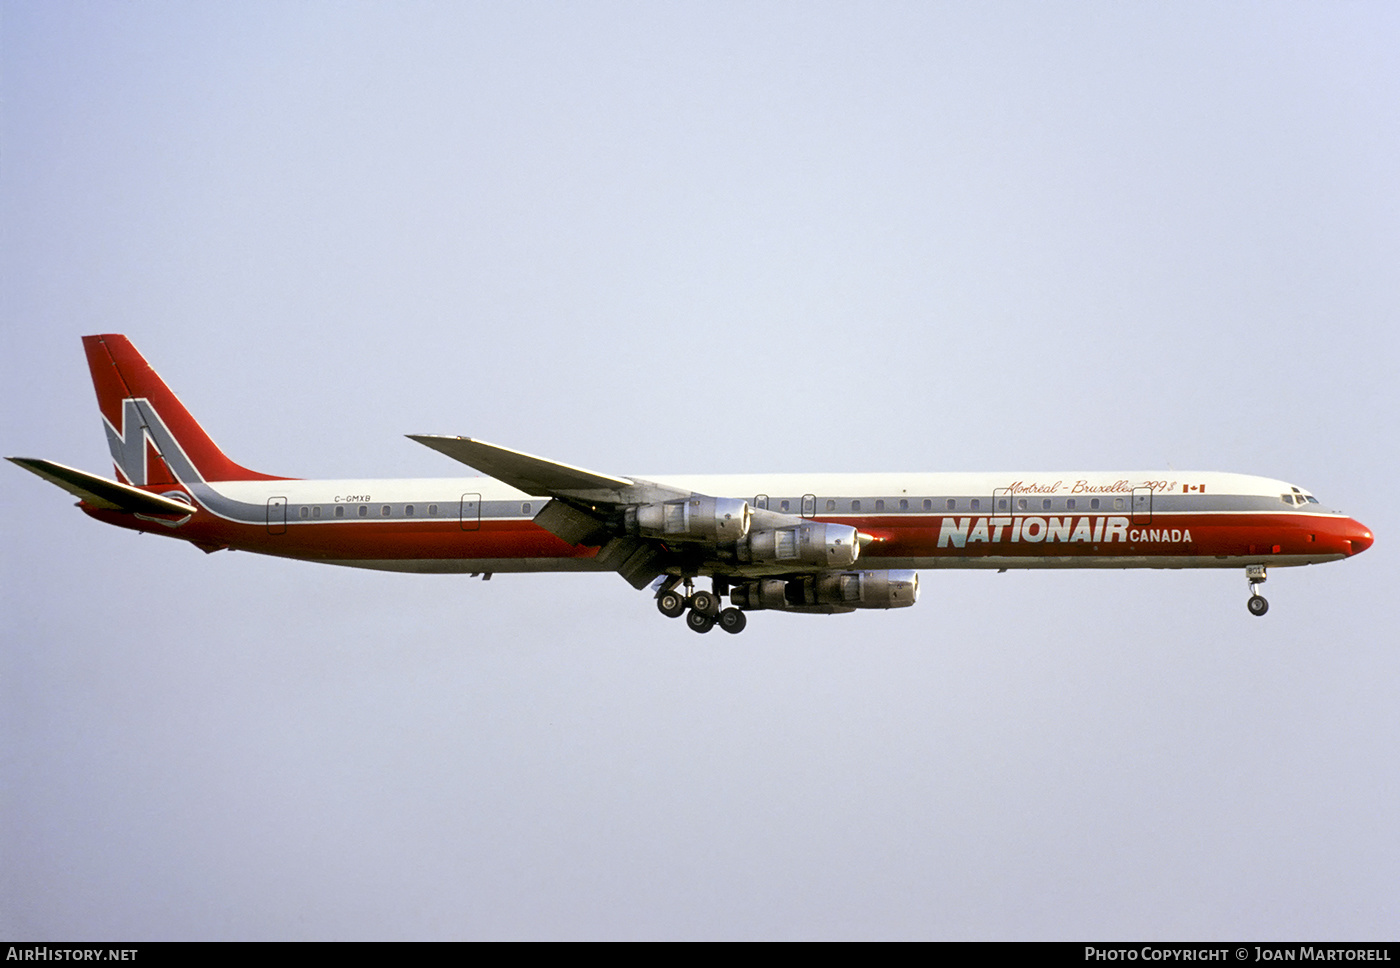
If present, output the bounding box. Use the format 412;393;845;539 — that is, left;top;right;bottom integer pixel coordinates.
1132;487;1153;525
460;493;481;531
992;487;1012;517
267;497;286;535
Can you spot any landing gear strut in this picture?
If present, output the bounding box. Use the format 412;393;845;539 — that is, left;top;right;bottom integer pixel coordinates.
1246;564;1269;617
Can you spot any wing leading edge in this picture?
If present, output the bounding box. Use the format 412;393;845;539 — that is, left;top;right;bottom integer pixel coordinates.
406;435;635;495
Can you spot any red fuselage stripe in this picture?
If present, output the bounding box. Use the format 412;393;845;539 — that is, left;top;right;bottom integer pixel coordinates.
83;506;1368;565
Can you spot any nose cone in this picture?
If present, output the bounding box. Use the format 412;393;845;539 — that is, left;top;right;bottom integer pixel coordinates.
1346;519;1374;556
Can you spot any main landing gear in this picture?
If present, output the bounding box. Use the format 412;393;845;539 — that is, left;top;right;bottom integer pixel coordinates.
655;578;747;634
1246;564;1269;617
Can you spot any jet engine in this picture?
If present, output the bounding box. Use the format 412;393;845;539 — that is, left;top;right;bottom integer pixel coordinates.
730;570;919;612
735;522;861;568
626;495;751;544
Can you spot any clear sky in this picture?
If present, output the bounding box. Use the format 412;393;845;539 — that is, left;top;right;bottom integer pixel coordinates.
3;1;1397;940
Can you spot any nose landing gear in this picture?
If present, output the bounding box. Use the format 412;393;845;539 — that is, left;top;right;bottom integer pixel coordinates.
1246;564;1269;616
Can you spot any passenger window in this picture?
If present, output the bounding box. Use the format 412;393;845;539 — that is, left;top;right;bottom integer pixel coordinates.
875;500;885;511
1113;498;1125;510
899;499;908;511
428;504;438;515
522;503;531;514
1042;498;1052;510
1090;498;1100;510
780;500;790;512
299;506;308;519
971;499;981;511
381;505;391;516
851;500;861;511
754;494;769;510
925;499;934;511
1067;499;1076;510
1017;498;1028;511
359;505;368;517
825;499;836;511
406;505;415;516
313;506;321;519
335;506;345;518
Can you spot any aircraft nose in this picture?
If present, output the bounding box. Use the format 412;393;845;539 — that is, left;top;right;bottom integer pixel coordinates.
1346;519;1374;556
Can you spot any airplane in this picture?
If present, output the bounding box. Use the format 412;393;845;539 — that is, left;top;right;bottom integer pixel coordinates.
9;335;1374;633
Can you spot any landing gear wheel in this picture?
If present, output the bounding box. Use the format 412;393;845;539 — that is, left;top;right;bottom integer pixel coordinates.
1244;565;1269;618
656;591;687;619
718;607;747;635
686;609;716;633
689;590;719;617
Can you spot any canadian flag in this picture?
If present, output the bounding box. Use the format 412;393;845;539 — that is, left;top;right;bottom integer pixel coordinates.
1184;484;1207;493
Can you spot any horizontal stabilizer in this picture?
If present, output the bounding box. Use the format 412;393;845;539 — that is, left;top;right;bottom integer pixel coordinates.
407;435;633;495
7;457;196;515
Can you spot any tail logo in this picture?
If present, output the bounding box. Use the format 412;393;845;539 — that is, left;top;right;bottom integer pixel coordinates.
102;398;198;487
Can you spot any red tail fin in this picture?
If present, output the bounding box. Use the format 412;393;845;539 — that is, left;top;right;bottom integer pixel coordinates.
83;334;286;484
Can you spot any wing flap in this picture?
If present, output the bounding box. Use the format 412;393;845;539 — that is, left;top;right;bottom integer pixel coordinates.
407;435;634;495
532;500;610;546
8;457;196;515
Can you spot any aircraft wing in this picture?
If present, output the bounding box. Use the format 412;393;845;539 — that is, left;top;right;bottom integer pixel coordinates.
8;457;196;516
407;435;636;495
407;436;860;592
408;435;708;588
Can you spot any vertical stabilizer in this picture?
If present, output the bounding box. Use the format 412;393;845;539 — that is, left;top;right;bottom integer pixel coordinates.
83;335;285;484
